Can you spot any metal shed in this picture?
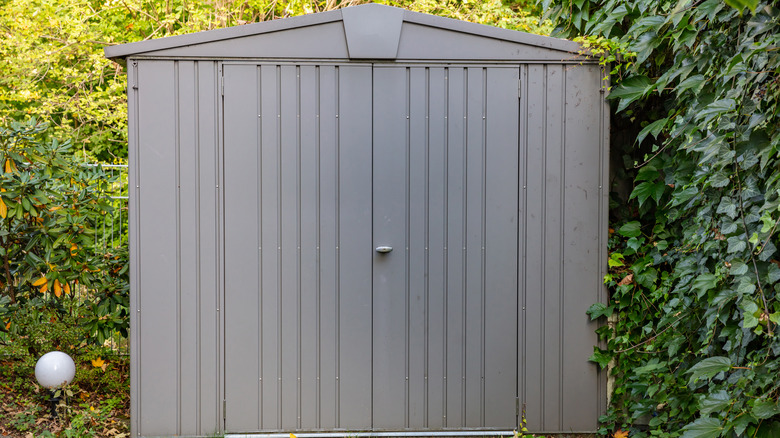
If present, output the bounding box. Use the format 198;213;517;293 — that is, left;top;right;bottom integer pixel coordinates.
105;4;609;437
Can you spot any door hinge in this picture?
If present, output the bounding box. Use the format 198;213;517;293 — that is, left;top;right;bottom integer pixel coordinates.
515;397;520;425
221;76;225;96
518;79;522;99
223;399;226;421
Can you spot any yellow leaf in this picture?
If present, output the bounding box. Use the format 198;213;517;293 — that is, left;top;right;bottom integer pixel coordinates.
39;282;48;293
290;434;297;438
3;160;10;173
32;276;47;286
4;321;10;330
91;357;105;368
0;198;5;219
614;430;629;438
53;280;62;297
64;282;71;295
70;243;78;256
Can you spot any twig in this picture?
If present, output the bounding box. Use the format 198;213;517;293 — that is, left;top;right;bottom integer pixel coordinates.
613;312;688;353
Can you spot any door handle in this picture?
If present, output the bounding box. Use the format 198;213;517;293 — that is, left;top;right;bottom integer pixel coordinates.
375;246;393;254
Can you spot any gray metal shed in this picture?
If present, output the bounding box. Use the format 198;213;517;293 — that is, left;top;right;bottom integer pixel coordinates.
105;4;609;437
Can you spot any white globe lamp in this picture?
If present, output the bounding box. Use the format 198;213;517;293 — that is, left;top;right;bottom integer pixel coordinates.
35;351;76;389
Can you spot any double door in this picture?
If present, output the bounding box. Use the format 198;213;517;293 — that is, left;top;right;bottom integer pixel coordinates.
223;62;519;433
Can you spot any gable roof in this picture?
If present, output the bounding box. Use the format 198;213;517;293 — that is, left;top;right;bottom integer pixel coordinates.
104;3;588;62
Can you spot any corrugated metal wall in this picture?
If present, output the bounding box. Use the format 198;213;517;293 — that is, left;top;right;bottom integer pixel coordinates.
518;63;608;432
129;59;223;436
128;59;607;437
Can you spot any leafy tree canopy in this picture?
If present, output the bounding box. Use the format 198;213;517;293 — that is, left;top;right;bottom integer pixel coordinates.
0;0;550;162
546;0;779;436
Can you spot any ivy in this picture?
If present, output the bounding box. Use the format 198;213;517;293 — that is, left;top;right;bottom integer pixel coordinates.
545;0;779;436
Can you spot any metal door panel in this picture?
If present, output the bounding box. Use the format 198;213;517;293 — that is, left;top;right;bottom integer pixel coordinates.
372;66;520;430
225;63;521;433
223;63;373;432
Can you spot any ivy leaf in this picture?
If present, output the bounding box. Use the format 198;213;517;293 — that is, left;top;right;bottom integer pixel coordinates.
767;264;780;284
587;302;614;320
589;347;612;369
740;298;759;328
730;414;756;436
635;166;659;182
619;221;642;238
727;237;747;254
691;273;718;298
752;399;780;419
716;197;738;219
729;261;748;276
708;172;731;188
631;181;666;206
724;0;758;14
699;390;731;415
609;75;652;111
699;98;736;121
671;186;699;207
675;74;706;96
637;118;667;145
688;356;731;384
681;417;725;438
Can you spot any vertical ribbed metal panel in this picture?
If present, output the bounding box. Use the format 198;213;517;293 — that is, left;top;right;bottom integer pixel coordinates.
223;63;522;433
223;63;374;432
131;59;222;438
372;65;519;431
519;63;605;433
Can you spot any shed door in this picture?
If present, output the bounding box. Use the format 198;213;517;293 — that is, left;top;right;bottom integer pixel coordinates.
223;63;519;433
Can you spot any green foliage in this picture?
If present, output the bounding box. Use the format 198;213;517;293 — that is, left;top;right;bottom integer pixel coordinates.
0;0;549;162
545;0;779;436
0;118;129;347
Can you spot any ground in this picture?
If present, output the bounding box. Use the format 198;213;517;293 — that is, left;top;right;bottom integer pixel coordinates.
0;350;129;438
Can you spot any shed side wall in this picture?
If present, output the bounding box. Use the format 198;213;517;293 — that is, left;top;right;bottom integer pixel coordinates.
131;59;222;437
519;63;605;433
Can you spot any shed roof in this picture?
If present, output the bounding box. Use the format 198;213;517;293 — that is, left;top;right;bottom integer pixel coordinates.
104;3;588;62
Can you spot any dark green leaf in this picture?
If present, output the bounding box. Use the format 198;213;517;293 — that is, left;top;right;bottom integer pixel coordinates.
637;118;667;145
676;74;706;96
752;399;780;420
619;221;643;238
681;417;724;438
727;237;747;254
587;302;613;320
688;356;731;383
609;75;652;109
671;186;699;206
700;390;731;415
589;347;611;369
631;181;666;206
691;274;719;298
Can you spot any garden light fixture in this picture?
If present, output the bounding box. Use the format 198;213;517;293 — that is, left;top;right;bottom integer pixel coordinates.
35;351;75;388
35;351;75;418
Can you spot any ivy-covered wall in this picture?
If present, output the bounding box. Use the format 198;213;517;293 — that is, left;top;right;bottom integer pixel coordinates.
545;1;779;437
